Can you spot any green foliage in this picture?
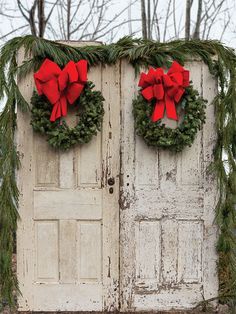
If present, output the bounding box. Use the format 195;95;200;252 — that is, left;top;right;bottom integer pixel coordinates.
0;34;235;308
0;96;20;309
31;82;104;150
133;84;206;152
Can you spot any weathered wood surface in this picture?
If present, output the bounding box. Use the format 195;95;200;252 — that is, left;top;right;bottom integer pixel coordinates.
17;49;120;311
17;50;218;312
119;60;218;312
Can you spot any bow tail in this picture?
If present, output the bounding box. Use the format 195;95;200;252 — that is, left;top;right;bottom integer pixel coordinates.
50;101;61;122
152;100;165;122
165;94;178;120
60;95;67;117
50;96;68;122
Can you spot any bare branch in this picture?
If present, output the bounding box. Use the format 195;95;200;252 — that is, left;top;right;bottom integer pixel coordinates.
82;19;141;41
163;0;172;42
193;0;203;39
46;0;59;24
147;0;151;39
70;0;96;36
220;12;231;41
16;0;30;22
141;0;147;39
128;0;132;35
29;0;37;36
173;0;177;37
0;24;28;40
185;0;193;40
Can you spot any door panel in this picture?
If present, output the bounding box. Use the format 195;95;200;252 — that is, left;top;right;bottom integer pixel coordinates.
17;50;120;311
120;60;218;311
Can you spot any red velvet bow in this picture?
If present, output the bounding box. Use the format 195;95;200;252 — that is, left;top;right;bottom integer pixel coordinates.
138;61;189;122
34;58;88;122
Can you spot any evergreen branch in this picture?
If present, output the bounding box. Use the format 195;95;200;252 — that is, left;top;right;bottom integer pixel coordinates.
0;94;20;308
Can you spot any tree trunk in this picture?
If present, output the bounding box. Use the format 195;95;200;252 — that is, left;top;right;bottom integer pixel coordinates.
185;0;191;40
193;0;202;39
29;1;37;36
141;0;147;39
38;0;46;37
147;0;151;39
128;0;132;35
67;0;71;40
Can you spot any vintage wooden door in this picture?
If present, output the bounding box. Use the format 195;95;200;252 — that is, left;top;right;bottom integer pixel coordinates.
119;60;218;311
17;55;120;311
17;52;218;312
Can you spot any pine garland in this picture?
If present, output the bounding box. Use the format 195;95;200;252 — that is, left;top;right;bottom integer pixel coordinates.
0;35;236;308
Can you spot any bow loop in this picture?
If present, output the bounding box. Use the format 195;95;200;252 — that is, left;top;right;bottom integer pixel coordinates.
141;86;154;101
182;71;190;87
154;68;164;83
34;58;88;122
77;60;88;83
34;59;61;83
169;72;183;85
162;74;173;87
41;79;60;104
138;61;190;122
58;61;78;92
167;60;184;74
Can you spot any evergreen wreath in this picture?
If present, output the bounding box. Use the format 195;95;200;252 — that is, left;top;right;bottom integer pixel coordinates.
133;83;207;152
31;81;104;150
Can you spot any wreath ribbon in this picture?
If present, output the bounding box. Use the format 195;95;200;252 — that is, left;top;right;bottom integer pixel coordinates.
34;58;87;122
138;61;189;122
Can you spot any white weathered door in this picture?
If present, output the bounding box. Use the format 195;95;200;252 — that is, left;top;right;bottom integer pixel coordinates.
17;54;218;312
17;59;120;311
120;60;218;311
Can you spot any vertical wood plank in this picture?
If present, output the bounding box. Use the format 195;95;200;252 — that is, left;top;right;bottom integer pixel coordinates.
34;135;59;187
59;149;75;189
77;64;103;188
202;64;219;301
159;150;177;190
180;134;201;186
136;221;161;281
161;219;178;283
178;220;202;283
78;222;102;281
120;60;138;311
17;48;36;310
178;61;203;186
202;64;218;163
78;134;102;187
101;63;120;311
35;221;59;282
135;137;158;187
59;220;77;283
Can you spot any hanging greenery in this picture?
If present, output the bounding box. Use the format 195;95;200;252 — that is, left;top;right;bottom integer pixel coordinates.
0;35;236;309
